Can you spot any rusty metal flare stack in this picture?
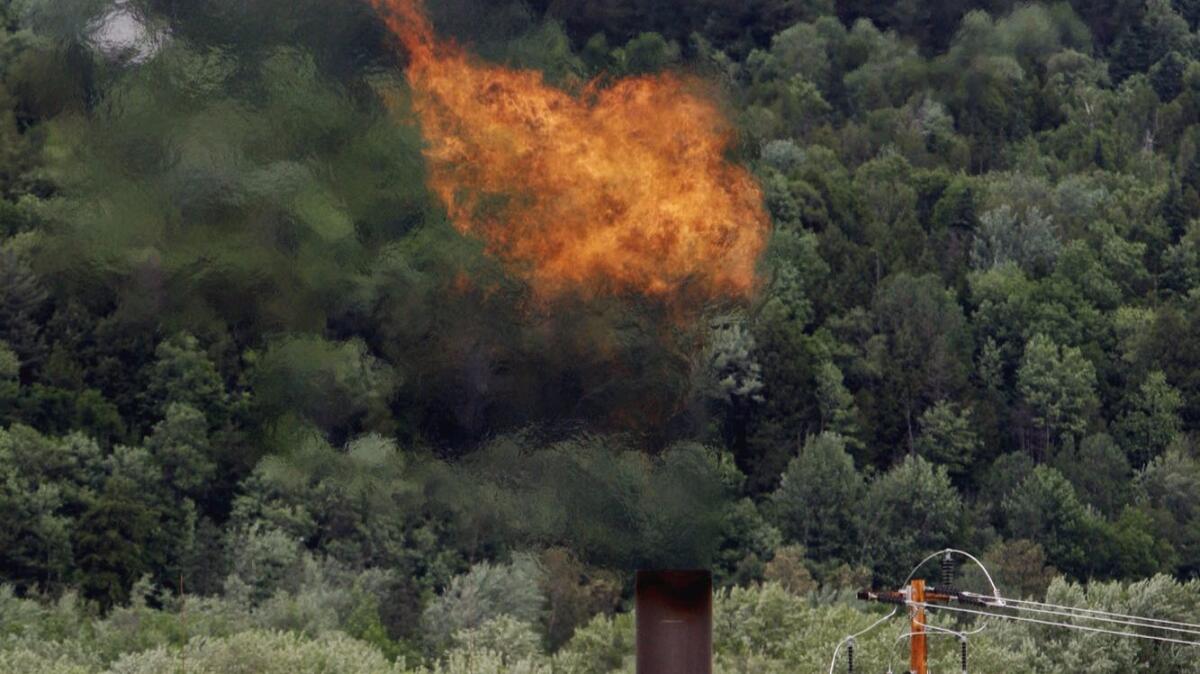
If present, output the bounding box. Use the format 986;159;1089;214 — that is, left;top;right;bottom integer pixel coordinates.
636;570;712;674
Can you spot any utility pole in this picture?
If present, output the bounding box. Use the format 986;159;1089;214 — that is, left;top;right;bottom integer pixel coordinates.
858;578;969;674
909;579;927;674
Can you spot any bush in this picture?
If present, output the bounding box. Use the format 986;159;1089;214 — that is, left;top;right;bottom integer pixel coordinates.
555;612;635;674
0;649;90;674
108;630;402;674
451;615;542;661
416;648;551;674
763;545;817;595
538;547;621;649
421;553;546;651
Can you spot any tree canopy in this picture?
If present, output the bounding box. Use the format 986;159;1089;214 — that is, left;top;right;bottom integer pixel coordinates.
2;0;1200;670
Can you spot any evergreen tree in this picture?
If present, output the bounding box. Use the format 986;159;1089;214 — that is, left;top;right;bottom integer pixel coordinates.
1017;333;1099;451
0;250;47;375
861;455;963;585
1003;465;1102;578
772;433;863;564
1117;371;1184;467
914;400;980;482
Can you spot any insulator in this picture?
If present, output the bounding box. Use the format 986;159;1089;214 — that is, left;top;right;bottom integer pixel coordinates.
961;637;968;673
941;552;955;589
847;641;854;673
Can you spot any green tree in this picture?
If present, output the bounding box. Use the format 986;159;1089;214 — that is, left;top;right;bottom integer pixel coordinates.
860;455;963;585
914;399;980;481
771;432;863;564
73;473;164;609
1003;465;1102;578
971;205;1061;275
854;153;926;280
145;403;216;499
421;554;546;652
0;249;47;374
0;341;17;421
0;424;104;592
813;360;860;443
1150;50;1188;100
702;319;764;410
252;336;398;442
979;538;1056;600
1142;294;1200;428
1017;333;1098;450
1052;434;1132;517
1110;0;1189;82
1135;448;1200;576
869;273;972;456
712;497;782;588
1116;370;1184;467
233;431;425;570
613;32;679;75
149;334;228;425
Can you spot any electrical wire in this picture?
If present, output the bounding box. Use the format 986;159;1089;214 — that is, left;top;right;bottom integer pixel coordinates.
959;591;1200;633
885;608;988;673
903;548;1002;602
914;550;1200;637
888;623;975;674
853;547;1200;674
864;547;1001;673
960;597;1200;638
916;613;989;638
856;547;1200;672
910;601;1200;648
828;607;900;674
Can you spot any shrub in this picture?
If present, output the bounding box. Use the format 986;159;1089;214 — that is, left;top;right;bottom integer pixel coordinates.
108;630;402;674
422;553;546;651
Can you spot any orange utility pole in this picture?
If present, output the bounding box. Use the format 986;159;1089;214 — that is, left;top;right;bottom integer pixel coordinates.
909;579;927;674
859;578;971;674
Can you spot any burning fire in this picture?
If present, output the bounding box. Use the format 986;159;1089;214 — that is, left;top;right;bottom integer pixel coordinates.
370;0;770;304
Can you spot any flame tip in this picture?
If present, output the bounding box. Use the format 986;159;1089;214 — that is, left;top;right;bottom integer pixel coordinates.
373;0;770;311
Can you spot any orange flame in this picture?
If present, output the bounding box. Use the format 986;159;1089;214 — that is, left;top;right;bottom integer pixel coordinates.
371;0;770;304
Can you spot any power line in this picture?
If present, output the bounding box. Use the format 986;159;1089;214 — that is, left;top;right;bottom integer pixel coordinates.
957;596;1200;638
959;591;1200;633
904;548;1002;601
827;607;899;674
850;548;1200;673
915;613;989;638
889;617;984;674
911;601;1200;648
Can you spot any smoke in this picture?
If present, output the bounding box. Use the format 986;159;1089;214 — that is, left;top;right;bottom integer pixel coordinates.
429;432;732;570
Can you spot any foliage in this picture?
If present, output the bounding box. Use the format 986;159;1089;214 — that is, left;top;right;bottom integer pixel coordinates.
2;575;1200;673
108;630;403;674
1136;447;1200;576
979;538;1057;600
860;455;964;584
536;547;621;649
421;554;546;652
1003;465;1101;578
1116;370;1184;467
914;399;981;481
2;0;1200;668
771;432;863;563
1052;434;1132;517
1017;333;1099;449
762;545;817;595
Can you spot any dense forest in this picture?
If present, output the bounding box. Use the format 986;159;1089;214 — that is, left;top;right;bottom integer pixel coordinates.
4;0;1200;671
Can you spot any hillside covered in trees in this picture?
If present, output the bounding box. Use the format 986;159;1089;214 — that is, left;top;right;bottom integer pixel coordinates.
4;0;1200;671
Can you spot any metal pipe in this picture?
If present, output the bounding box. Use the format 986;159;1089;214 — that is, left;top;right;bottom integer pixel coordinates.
636;570;712;674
